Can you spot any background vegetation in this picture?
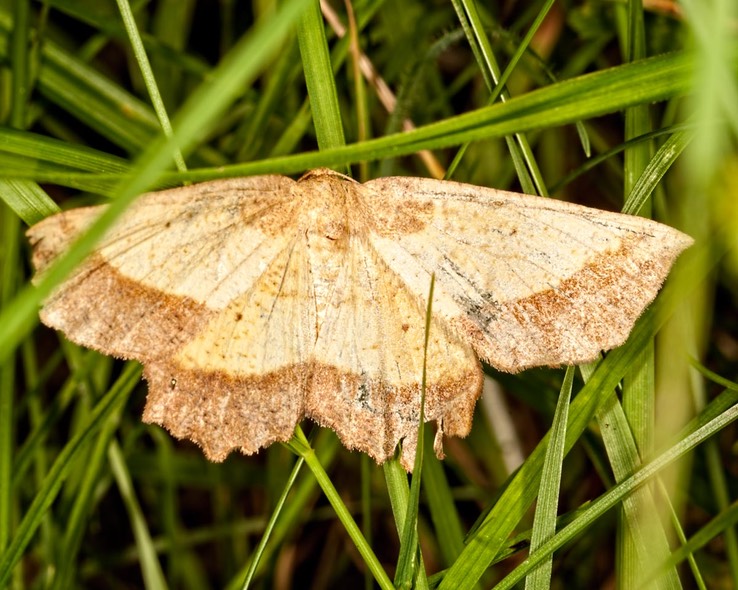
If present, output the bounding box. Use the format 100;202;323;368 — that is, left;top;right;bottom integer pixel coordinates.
1;0;737;588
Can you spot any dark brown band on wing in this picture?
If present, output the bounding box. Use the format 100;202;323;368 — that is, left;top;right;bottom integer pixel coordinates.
305;362;483;470
143;361;309;461
454;233;685;372
142;358;482;471
38;254;213;362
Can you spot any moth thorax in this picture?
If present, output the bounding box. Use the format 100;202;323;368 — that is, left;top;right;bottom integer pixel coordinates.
306;201;349;244
321;218;347;241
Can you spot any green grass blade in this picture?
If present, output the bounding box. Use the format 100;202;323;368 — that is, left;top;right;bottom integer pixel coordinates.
109;441;169;590
595;390;681;588
394;276;435;589
449;0;540;194
8;0;31;129
286;427;394;590
492;399;738;589
115;0;186;171
644;495;738;584
2;52;705;189
382;459;429;590
51;389;125;589
622;130;692;216
0;8;221;165
158;51;700;181
0;201;20;555
237;455;305;589
225;431;340;589
0;362;141;587
0;127;129;174
549;124;692;195
12;351;99;485
618;1;663;579
234;40;301;162
524;367;573;589
0;179;58;229
297;0;346;152
421;439;466;567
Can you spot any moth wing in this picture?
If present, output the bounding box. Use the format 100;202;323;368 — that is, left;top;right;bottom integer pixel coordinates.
363;176;693;372
307;235;482;470
28;176;318;460
143;231;317;461
27;175;300;361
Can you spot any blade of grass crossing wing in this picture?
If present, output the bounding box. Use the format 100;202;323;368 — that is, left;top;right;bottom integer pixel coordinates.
395;275;435;589
524;367;574;590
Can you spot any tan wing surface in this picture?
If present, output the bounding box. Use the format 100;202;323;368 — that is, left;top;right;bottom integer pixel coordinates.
143;233;316;461
307;234;482;470
27;176;298;361
28;175;317;460
363;176;693;372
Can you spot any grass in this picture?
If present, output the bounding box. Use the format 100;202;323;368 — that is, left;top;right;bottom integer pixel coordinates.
1;0;737;588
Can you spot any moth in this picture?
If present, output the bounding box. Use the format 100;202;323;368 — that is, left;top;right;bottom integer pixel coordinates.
27;169;693;469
